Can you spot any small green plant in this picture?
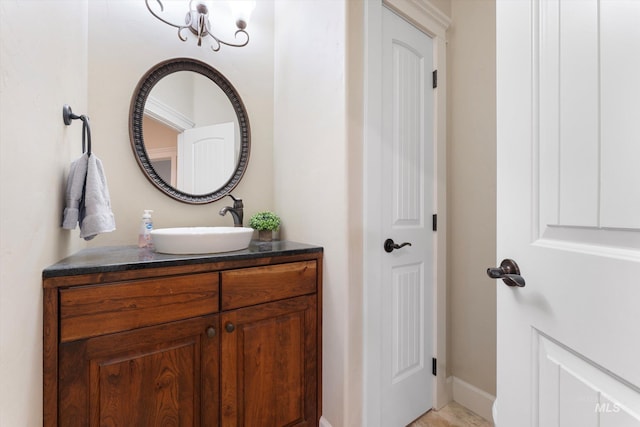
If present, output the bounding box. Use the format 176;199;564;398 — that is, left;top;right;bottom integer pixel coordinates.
249;211;281;231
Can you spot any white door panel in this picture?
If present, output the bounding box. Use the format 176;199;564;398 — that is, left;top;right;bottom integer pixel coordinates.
177;122;234;194
497;0;640;425
538;334;640;427
380;7;434;427
600;2;640;229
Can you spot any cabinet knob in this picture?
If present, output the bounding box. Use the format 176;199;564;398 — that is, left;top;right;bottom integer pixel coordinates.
225;322;235;333
206;326;216;338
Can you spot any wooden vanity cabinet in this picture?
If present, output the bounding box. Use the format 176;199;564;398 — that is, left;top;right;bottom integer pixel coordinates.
220;261;319;426
58;314;220;426
43;248;322;427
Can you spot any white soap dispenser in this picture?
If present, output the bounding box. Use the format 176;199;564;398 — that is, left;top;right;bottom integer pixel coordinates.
138;210;154;248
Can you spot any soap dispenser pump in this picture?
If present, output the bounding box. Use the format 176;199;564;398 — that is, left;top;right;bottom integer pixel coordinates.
138;210;154;248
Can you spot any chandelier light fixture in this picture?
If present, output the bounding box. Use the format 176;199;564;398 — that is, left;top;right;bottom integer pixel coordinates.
145;0;256;52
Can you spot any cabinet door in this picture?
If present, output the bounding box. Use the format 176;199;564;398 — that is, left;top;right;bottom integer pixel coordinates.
221;295;317;427
59;315;219;426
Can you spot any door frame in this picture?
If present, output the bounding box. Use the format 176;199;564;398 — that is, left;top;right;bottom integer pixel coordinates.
363;0;451;424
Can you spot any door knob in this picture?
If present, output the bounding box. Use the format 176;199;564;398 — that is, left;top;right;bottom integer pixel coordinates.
384;238;412;253
487;259;525;287
225;322;235;333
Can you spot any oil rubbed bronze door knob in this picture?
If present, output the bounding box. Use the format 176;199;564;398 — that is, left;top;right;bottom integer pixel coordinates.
384;238;412;253
206;326;216;338
225;322;235;333
487;259;525;287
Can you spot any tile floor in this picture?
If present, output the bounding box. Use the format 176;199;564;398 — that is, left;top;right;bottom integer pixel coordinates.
408;402;492;427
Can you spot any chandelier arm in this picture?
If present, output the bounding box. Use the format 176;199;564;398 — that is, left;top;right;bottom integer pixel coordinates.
209;42;223;53
178;27;190;42
207;33;223;52
145;0;188;30
199;19;217;51
214;29;250;48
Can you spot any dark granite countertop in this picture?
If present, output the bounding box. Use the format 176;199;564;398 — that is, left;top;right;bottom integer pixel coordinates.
43;241;323;279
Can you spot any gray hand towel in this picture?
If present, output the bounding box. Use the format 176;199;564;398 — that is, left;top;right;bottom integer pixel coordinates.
79;154;115;240
62;153;89;230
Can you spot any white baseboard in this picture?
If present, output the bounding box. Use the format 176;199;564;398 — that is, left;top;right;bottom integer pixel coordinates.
450;376;496;423
332;378;491;427
444;375;454;405
319;416;333;427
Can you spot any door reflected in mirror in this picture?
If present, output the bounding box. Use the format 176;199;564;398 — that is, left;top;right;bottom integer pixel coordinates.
130;58;250;204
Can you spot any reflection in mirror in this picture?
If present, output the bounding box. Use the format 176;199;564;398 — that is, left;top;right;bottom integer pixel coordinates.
144;71;241;194
130;58;250;204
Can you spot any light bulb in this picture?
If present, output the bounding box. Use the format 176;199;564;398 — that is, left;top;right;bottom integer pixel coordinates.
227;0;256;30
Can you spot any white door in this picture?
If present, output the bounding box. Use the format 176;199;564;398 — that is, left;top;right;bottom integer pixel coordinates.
177;122;235;194
365;7;435;427
496;1;640;425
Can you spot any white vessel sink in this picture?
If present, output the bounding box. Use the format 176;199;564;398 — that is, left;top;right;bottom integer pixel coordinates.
151;227;254;255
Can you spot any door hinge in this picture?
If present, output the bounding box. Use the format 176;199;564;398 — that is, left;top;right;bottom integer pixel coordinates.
432;214;437;231
432;358;437;376
432;70;438;89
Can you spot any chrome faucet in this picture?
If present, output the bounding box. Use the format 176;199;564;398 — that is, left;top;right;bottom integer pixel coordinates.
219;194;244;227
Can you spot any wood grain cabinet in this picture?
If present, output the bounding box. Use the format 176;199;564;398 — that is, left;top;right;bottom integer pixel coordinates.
43;246;322;427
220;262;318;426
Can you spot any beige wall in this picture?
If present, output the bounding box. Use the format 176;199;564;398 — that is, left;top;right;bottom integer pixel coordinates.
144;116;178;150
86;0;275;245
447;0;497;396
273;1;364;424
431;0;452;17
0;1;88;424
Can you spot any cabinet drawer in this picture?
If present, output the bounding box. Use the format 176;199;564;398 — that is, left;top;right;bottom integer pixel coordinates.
221;261;317;310
60;272;219;342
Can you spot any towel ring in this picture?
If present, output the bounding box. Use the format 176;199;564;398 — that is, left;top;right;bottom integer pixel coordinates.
81;115;91;156
63;104;92;156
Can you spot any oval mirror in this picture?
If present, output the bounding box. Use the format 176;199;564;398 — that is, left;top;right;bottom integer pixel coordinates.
129;58;250;204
